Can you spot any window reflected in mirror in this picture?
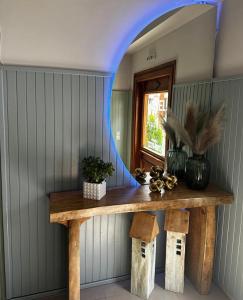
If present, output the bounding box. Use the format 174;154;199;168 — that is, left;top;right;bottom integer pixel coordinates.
142;92;168;157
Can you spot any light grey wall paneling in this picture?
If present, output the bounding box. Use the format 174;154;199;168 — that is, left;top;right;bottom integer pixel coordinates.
210;77;243;300
0;68;6;300
172;77;243;300
172;80;212;124
0;159;5;300
111;90;132;169
0;65;137;299
0;66;221;300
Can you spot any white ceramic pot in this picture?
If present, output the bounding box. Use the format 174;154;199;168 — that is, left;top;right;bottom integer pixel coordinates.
83;181;106;200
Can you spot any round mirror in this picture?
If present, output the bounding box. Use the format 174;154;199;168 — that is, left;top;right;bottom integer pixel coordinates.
111;4;217;173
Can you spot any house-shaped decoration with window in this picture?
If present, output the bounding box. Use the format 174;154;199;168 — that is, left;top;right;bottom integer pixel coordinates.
129;212;159;300
164;209;190;294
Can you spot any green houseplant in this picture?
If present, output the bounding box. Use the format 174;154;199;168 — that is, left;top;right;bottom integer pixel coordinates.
82;156;115;200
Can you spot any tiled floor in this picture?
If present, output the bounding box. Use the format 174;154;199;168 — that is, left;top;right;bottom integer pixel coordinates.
41;274;229;300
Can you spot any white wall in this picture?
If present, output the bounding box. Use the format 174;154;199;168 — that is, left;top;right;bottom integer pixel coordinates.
131;8;216;83
113;54;132;90
215;0;243;77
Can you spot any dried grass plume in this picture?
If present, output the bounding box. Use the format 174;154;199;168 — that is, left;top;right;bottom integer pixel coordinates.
194;104;225;154
164;103;225;155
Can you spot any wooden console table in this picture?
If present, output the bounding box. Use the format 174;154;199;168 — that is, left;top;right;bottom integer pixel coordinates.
49;184;233;300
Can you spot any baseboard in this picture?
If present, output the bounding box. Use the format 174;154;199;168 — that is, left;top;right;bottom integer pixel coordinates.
10;274;130;300
10;268;165;300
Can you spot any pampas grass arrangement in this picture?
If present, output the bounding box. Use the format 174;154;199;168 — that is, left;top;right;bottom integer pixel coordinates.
165;103;225;155
163;102;225;188
162;119;185;150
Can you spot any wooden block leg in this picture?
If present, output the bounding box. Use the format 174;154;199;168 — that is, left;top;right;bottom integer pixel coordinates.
186;206;216;294
165;231;186;293
131;238;156;300
164;209;190;294
69;220;80;300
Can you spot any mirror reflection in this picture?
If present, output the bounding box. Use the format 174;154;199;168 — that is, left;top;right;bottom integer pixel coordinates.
112;4;217;173
143;91;168;156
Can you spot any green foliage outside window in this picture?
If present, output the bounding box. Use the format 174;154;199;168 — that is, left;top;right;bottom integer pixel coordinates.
146;114;163;146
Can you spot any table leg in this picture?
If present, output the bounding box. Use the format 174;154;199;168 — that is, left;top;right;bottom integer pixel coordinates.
185;206;216;294
69;220;81;300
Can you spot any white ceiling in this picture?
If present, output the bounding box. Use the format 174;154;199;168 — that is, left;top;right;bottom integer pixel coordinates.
0;0;219;72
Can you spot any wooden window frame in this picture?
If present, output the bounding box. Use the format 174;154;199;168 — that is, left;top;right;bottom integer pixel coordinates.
130;61;176;171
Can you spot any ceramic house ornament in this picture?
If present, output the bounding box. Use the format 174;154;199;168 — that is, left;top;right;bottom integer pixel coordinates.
129;212;159;300
164;209;190;294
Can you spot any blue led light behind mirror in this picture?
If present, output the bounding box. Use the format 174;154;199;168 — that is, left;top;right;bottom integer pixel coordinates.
110;0;220;178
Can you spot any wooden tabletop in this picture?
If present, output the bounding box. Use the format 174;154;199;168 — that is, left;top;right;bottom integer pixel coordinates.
49;183;233;224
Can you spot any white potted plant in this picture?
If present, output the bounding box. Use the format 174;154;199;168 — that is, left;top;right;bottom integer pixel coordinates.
82;156;115;200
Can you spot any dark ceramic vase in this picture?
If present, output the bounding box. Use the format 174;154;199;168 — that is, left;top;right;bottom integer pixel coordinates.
185;154;210;190
166;148;188;179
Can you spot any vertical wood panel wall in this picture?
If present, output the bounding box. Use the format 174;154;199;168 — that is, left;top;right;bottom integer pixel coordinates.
111;90;132;169
173;78;243;300
209;77;243;300
0;161;5;300
0;66;137;299
0;68;6;300
1;65;242;300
